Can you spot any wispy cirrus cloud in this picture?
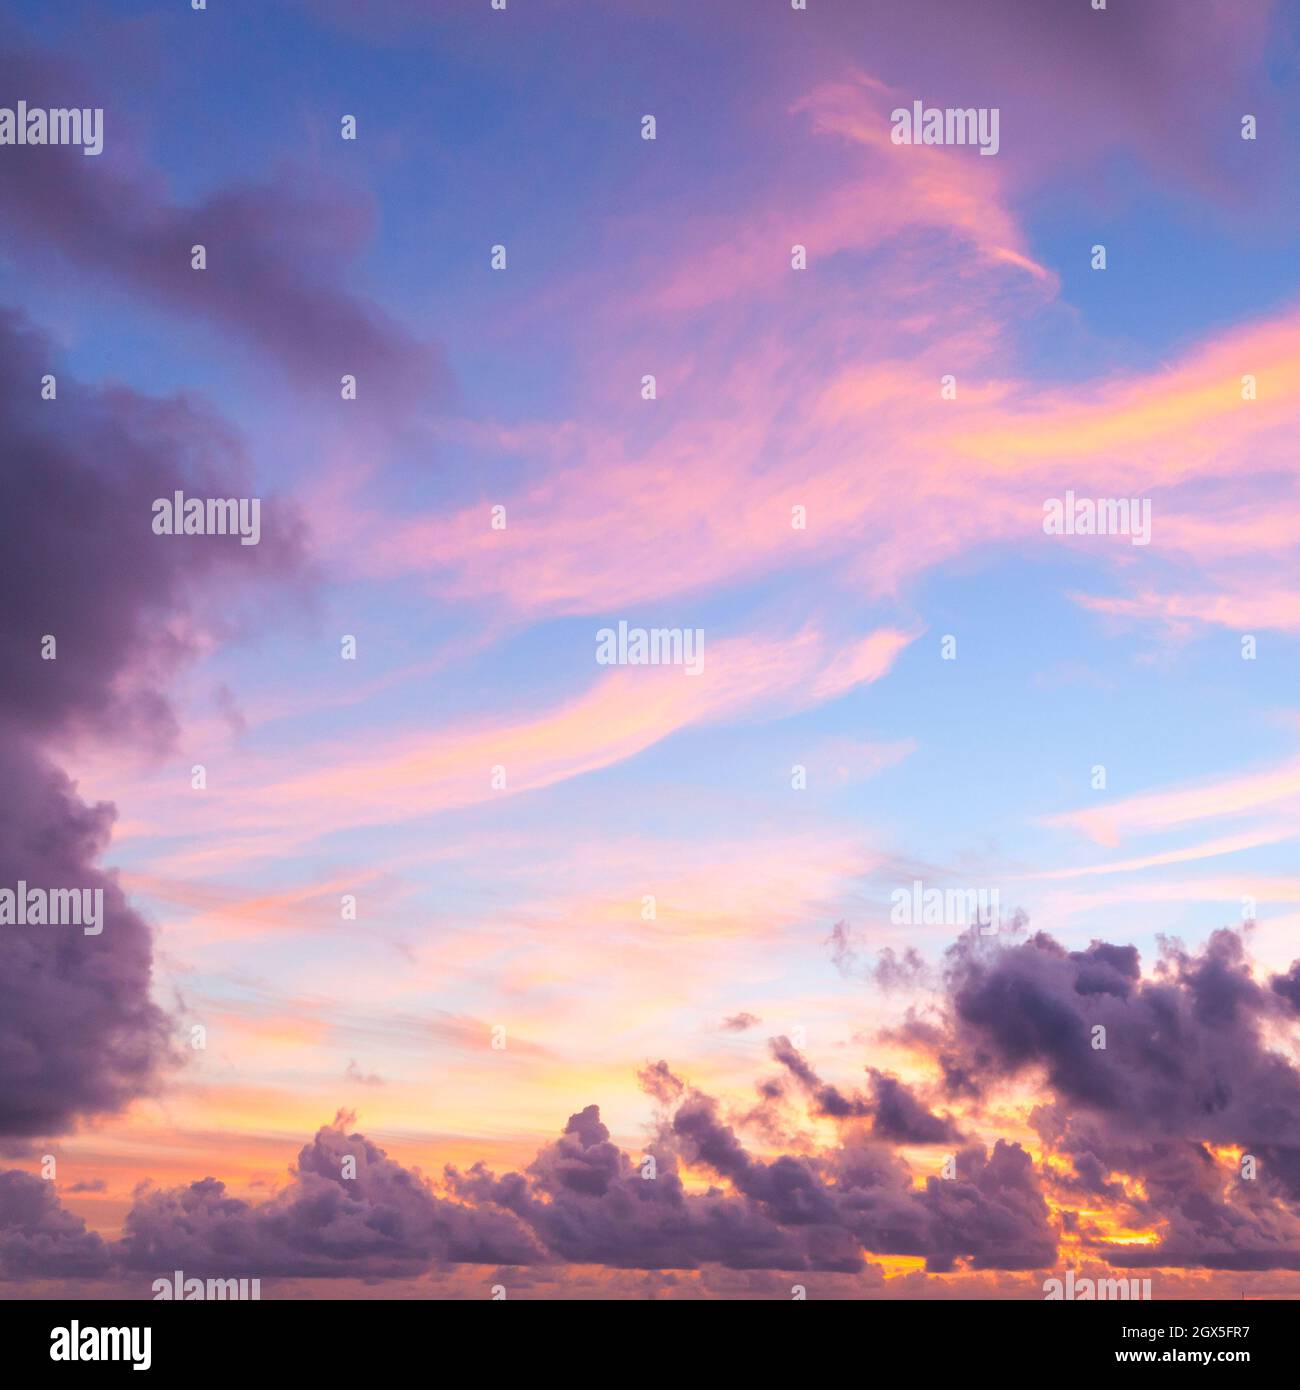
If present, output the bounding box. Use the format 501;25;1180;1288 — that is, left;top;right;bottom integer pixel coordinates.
79;623;916;857
1045;754;1300;847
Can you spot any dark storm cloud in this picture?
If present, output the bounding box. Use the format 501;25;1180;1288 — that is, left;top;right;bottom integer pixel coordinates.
768;1035;871;1120
669;1089;1053;1272
0;40;449;413
943;930;1300;1160
933;927;1300;1268
13;909;1298;1277
0;743;175;1138
0;309;307;1141
768;1037;960;1142
450;1102;824;1272
919;1141;1057;1273
866;1070;963;1146
4;1087;1051;1280
0;309;306;746
0;1170;111;1278
116;1115;541;1279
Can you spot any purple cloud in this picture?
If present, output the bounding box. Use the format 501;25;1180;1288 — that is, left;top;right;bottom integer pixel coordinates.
0;308;307;1141
0;39;449;412
0;1170;111;1278
116;1113;540;1279
932;927;1300;1268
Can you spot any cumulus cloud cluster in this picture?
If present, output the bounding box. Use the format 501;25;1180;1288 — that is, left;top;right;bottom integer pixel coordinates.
8;926;1300;1282
939;928;1300;1270
116;1113;542;1278
0;1100;1053;1281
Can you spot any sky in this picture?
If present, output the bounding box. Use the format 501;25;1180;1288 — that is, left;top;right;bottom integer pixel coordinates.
3;0;1300;1299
